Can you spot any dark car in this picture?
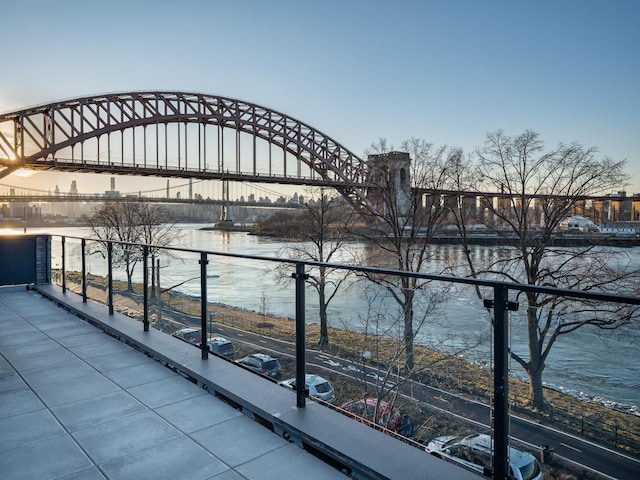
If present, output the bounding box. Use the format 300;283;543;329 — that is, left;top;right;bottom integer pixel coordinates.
236;353;282;379
207;336;235;359
171;327;201;345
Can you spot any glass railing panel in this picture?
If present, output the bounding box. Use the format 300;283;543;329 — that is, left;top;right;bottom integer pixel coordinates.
155;248;203;336
506;293;640;453
63;238;83;295
83;238;108;307
50;236;62;286
102;242;144;318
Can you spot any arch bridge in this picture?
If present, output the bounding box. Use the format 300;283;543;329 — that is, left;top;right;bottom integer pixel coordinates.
4;92;628;221
0;91;376;207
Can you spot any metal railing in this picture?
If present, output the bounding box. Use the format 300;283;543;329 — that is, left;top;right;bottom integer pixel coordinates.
50;234;640;480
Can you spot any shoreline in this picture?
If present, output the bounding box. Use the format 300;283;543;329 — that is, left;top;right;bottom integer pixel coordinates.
226;299;640;417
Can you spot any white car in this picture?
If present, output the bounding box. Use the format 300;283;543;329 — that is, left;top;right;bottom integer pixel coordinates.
279;374;335;403
425;434;543;480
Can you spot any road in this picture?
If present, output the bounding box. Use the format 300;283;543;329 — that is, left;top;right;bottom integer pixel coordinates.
209;322;640;480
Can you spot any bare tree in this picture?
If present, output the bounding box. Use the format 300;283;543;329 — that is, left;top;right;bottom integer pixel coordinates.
452;130;639;409
355;138;459;371
345;286;479;435
83;200;178;292
136;203;179;297
283;188;358;348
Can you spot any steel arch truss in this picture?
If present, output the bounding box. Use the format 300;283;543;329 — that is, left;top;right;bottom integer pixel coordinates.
0;91;370;204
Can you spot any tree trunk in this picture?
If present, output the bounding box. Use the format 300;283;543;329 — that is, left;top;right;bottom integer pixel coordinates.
527;365;546;411
150;255;156;298
318;299;329;348
403;288;415;371
125;253;134;292
525;300;546;410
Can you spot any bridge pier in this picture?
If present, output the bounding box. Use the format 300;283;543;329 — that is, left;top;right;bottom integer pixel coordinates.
366;152;412;220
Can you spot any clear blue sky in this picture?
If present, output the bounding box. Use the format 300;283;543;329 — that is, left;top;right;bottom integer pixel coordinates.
2;0;639;195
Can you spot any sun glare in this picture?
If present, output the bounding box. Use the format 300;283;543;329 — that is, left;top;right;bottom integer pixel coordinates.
13;169;34;178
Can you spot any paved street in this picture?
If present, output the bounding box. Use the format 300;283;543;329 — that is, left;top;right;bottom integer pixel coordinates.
211;322;640;480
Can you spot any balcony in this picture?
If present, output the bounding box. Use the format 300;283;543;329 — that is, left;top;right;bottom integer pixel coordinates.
0;234;482;480
1;233;638;479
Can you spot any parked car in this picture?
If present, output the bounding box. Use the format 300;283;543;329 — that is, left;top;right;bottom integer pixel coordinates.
425;434;543;480
338;397;412;435
236;353;282;379
171;327;201;345
207;336;235;358
279;374;335;403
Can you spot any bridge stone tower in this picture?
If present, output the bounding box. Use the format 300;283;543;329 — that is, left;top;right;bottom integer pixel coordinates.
366;152;412;219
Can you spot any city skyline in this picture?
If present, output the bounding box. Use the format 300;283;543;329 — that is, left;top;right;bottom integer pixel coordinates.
2;0;639;195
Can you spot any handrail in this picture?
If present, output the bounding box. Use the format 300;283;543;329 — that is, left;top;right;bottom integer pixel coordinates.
55;234;640;305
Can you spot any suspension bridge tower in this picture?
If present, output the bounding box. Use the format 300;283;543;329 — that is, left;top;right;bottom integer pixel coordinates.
215;179;234;228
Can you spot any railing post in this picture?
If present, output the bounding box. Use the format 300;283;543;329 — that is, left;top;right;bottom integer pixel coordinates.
493;285;510;480
143;245;149;331
156;258;162;329
81;238;87;302
61;236;66;293
200;252;208;360
107;242;113;315
292;263;308;408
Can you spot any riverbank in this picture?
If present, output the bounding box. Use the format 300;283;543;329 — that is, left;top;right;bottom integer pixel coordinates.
249;214;640;247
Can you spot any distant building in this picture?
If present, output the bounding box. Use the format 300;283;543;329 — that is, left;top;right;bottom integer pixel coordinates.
9;188;28;218
558;215;599;232
105;176;120;198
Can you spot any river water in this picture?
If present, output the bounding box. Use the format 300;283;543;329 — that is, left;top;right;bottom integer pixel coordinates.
20;223;640;414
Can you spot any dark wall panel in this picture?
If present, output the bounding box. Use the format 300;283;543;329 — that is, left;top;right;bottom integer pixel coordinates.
0;236;37;285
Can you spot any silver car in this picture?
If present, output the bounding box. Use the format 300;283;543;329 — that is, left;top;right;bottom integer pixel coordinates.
279;374;335;403
206;336;234;358
425;434;543;480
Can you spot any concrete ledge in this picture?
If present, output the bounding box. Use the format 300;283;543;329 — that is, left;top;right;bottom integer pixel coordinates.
32;283;479;480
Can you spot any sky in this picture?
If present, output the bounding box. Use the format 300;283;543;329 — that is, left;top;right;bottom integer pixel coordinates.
2;0;639;196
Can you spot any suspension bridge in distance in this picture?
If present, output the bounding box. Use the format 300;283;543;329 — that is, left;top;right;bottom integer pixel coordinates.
0;184;303;210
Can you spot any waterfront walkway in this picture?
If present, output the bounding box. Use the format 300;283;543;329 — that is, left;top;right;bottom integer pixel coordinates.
0;285;476;480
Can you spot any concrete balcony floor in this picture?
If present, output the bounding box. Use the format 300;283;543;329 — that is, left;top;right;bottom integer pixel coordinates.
0;285;477;480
